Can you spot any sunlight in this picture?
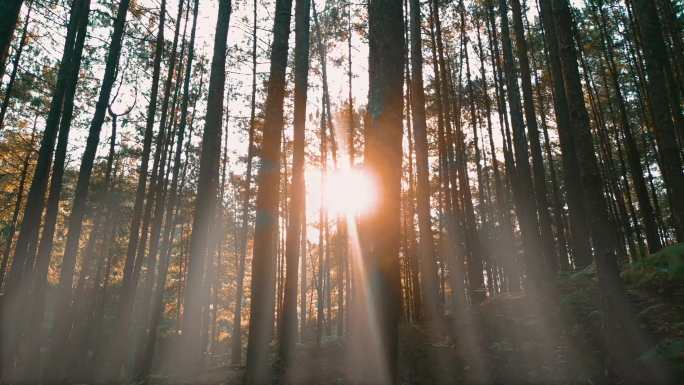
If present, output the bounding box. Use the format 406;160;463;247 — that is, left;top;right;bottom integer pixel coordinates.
326;168;378;216
307;167;378;218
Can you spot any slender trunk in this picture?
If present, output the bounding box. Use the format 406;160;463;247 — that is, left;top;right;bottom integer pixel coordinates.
180;0;231;374
1;0;89;378
631;0;684;241
28;1;91;377
2;0;86;309
498;0;545;288
537;0;592;268
0;118;36;289
351;0;404;382
46;0;130;381
278;0;310;372
231;0;259;364
409;0;440;326
510;0;557;274
299;193;308;341
458;13;486;302
244;0;293;379
484;4;519;290
0;0;32;129
107;0;183;378
591;0;660;252
550;0;668;380
0;0;23;79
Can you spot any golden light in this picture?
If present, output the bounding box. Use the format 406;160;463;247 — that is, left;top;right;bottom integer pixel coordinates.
326;168;378;216
306;167;378;218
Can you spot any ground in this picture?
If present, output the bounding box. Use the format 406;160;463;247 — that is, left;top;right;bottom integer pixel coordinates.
150;244;684;385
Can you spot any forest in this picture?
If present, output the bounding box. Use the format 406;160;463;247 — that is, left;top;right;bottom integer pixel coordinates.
0;0;682;382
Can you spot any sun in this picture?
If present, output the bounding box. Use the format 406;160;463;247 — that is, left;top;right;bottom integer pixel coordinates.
326;168;378;216
307;166;378;218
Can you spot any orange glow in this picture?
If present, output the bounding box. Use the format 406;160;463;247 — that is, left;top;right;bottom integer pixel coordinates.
306;167;378;218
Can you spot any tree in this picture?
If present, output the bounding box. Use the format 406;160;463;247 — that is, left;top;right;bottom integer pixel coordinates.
0;0;32;129
350;0;404;382
509;0;557;273
45;0;131;381
549;0;669;380
180;0;232;374
497;0;545;287
231;0;259;364
537;0;592;269
408;0;440;325
278;0;310;373
1;0;90;376
0;0;24;78
631;0;684;242
244;0;294;380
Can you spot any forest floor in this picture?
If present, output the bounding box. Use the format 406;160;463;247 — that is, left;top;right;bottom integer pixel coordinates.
151;244;684;385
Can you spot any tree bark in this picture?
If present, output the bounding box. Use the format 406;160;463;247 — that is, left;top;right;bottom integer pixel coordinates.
497;0;545;288
0;0;23;79
350;0;404;382
549;0;668;380
244;0;293;379
0;0;32;129
537;0;592;269
278;0;310;373
180;0;232;374
46;0;130;380
231;0;259;364
0;118;35;289
409;0;441;326
510;0;557;273
631;0;684;241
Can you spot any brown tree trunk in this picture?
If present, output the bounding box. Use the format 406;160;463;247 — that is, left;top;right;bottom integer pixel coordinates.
0;117;35;289
0;0;32;129
550;0;670;381
350;0;404;382
537;0;592;269
409;0;441;326
278;0;310;372
46;0;130;381
0;0;23;79
179;0;232;374
510;0;557;274
631;0;684;241
497;0;545;288
244;0;293;379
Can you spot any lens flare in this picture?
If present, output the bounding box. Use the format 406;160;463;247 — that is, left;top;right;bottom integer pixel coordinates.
324;168;378;216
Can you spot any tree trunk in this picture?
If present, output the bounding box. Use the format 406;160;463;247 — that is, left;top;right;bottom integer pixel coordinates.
589;0;654;253
27;1;90;378
231;0;259;364
2;0;87;307
350;0;404;382
497;0;545;288
550;0;669;380
278;0;310;372
537;0;592;269
0;0;23;79
510;0;557;274
631;0;684;241
409;0;440;327
46;0;130;380
244;0;293;379
1;0;89;377
0;117;36;289
0;0;32;129
180;0;231;374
